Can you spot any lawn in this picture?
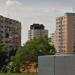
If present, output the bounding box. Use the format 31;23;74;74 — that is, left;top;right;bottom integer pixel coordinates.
0;73;37;75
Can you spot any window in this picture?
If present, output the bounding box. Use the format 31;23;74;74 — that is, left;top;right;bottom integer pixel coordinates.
9;21;12;24
5;33;9;38
58;39;64;41
59;46;65;48
0;41;3;43
73;46;75;48
73;50;75;52
1;20;3;23
59;25;61;27
0;31;3;33
1;36;3;38
5;41;9;43
1;26;3;28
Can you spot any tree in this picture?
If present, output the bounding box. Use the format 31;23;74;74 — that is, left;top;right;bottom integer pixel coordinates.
12;37;56;72
0;43;8;72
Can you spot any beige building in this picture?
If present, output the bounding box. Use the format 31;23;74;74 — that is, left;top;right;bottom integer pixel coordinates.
28;24;48;40
55;13;75;54
0;15;21;51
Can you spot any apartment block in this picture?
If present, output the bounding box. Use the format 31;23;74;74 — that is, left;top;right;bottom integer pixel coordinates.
0;15;21;51
28;24;48;40
55;13;75;53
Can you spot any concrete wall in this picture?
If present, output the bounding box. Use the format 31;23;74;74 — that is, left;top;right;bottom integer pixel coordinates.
38;54;75;75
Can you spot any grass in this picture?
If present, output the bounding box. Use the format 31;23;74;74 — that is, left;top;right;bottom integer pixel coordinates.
0;73;37;75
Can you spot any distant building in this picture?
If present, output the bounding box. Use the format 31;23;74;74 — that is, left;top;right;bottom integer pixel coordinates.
55;13;75;53
0;15;21;52
28;24;48;40
50;33;55;45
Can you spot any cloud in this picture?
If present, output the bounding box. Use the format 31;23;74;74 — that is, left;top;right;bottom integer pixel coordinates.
6;0;22;6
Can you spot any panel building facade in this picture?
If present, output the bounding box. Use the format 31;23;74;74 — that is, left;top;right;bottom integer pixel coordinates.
0;15;21;51
55;13;75;53
28;24;48;40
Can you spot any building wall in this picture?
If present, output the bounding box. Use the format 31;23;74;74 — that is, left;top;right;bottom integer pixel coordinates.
28;24;48;40
55;16;64;53
55;13;75;53
28;30;48;40
0;15;21;50
38;54;75;75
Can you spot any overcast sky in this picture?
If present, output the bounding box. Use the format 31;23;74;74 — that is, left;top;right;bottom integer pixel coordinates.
0;0;74;45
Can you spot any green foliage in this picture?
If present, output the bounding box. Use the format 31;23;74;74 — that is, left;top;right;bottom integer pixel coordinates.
12;37;56;72
0;43;8;72
0;43;8;52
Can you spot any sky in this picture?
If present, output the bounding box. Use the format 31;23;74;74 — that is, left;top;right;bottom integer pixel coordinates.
0;0;75;45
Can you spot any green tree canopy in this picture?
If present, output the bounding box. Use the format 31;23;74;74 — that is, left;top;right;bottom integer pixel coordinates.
12;37;56;72
0;43;8;72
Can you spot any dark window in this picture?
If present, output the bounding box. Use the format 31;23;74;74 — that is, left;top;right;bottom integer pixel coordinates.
74;46;75;48
73;50;75;52
1;26;3;28
5;41;9;43
1;36;3;38
1;20;3;23
9;21;12;24
0;31;3;33
1;41;3;43
5;33;9;38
